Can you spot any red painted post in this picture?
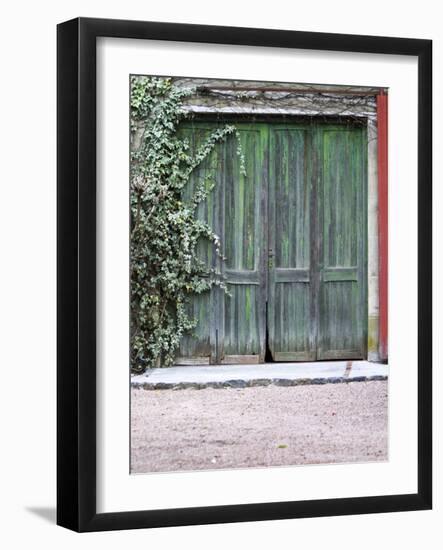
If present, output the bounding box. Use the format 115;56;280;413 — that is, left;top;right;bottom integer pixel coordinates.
377;92;388;362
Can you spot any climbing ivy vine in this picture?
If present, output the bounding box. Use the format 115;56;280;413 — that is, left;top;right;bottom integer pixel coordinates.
130;76;245;372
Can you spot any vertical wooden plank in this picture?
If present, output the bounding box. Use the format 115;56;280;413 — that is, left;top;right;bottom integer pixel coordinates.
177;124;219;363
377;93;389;362
268;124;314;361
259;124;269;362
216;127;226;364
222;124;265;361
311;122;321;358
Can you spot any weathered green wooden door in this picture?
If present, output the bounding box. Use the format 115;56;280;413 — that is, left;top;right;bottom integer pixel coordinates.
268;122;367;360
268;125;316;360
177;120;367;364
220;124;267;363
177;123;267;364
316;125;367;359
177;125;222;364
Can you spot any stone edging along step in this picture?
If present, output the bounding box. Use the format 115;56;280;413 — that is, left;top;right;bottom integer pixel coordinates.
131;361;388;391
131;375;388;391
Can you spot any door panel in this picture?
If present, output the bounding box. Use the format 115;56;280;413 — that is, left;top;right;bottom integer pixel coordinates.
317;126;367;359
177;123;267;364
268;127;315;360
221;125;267;362
177;125;222;364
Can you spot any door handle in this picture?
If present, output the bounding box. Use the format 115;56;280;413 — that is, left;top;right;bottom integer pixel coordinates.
268;248;274;269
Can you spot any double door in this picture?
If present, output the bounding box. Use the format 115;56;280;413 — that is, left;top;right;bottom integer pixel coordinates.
178;120;367;364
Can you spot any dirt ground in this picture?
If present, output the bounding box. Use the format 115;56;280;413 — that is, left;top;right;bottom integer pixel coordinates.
131;380;388;473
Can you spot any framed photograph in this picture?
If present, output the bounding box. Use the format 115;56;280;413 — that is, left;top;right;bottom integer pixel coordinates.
57;17;432;532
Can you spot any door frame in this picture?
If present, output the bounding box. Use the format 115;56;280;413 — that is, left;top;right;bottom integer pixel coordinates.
177;115;374;364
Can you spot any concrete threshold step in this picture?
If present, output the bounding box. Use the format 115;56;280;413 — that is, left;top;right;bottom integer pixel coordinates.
131;360;388;390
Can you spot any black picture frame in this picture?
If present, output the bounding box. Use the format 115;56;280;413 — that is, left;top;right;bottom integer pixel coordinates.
57;17;432;532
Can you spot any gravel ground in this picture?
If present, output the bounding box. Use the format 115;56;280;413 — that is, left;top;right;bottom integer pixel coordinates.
131;380;388;473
